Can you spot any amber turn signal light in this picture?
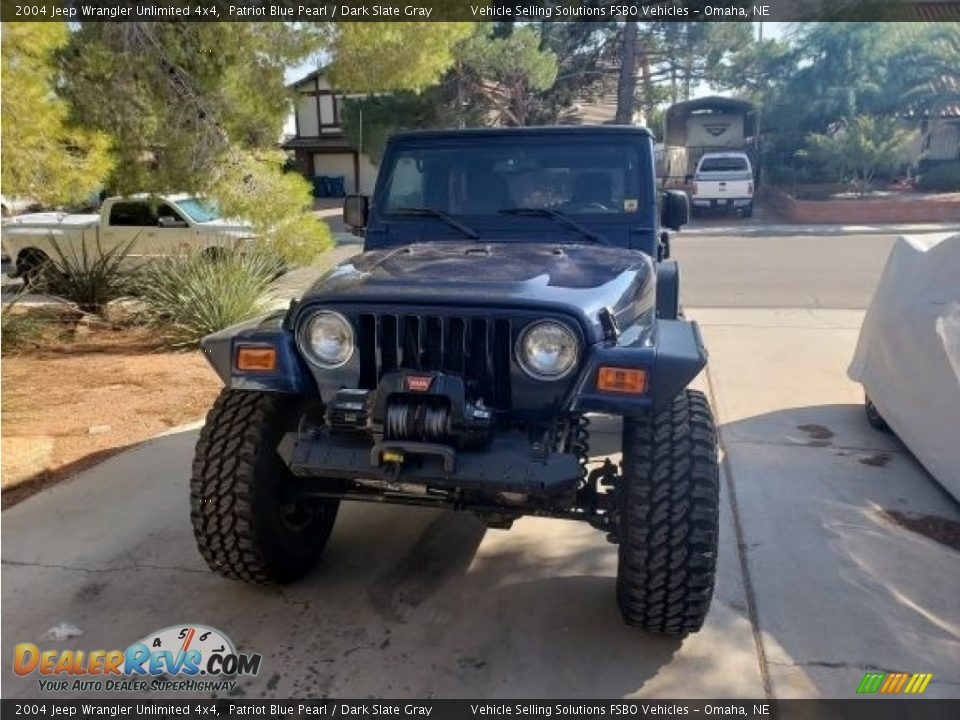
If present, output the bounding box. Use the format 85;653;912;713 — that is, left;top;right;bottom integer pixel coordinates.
597;366;647;394
235;346;277;371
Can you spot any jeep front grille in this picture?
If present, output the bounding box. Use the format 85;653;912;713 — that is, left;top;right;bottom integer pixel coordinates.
355;312;513;408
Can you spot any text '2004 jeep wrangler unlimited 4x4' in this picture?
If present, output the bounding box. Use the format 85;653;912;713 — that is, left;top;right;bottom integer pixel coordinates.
193;126;719;634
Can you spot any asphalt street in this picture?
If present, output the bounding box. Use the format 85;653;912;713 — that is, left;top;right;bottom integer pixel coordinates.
674;233;896;309
3;226;959;699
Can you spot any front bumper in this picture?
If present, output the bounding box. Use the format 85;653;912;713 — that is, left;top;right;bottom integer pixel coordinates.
286;431;582;497
692;198;752;208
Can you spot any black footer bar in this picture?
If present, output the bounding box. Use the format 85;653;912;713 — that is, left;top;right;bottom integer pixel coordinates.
2;699;959;720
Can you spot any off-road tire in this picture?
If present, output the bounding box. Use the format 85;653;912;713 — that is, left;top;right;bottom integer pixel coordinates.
617;389;720;634
190;389;339;584
864;394;890;432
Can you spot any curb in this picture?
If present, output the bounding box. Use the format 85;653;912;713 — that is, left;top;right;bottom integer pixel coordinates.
682;223;960;237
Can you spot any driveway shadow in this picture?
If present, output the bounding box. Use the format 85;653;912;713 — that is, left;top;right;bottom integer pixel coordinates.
3;412;756;699
1;425;694;698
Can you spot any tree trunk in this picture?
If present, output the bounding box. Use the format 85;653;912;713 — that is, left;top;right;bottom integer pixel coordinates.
640;51;654;127
615;21;639;125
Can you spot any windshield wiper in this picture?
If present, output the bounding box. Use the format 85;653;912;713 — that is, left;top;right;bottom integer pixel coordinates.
390;207;479;240
498;208;608;245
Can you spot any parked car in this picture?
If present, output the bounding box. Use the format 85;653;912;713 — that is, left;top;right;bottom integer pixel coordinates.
191;126;721;635
0;194;254;287
690;152;754;217
849;232;960;500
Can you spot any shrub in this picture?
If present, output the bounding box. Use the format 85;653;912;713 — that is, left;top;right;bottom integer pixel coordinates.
45;233;137;314
917;163;960;192
0;291;65;354
1;304;47;354
801;116;917;196
138;249;282;346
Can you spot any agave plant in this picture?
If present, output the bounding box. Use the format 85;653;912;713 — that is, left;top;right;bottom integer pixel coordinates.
45;231;138;314
138;248;283;346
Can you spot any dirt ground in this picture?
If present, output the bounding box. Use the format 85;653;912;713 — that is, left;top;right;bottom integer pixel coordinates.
1;326;220;507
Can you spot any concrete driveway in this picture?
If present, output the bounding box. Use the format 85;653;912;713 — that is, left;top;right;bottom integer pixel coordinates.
3;232;959;700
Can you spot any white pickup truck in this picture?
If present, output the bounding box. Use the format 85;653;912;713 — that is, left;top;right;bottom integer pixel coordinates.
1;194;253;285
690;152;754;218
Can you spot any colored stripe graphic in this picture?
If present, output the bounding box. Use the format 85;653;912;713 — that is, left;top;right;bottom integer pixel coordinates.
857;672;885;693
857;672;933;694
893;673;909;693
906;674;933;694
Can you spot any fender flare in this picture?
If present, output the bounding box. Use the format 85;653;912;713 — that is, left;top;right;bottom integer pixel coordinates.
656;260;680;320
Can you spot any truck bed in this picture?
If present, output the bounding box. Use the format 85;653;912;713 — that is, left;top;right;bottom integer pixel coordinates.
3;212;100;232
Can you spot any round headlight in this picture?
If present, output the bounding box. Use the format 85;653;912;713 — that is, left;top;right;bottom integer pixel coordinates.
299;310;354;368
517;320;579;380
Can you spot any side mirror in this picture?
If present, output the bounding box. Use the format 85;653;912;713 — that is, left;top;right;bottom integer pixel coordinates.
158;215;188;229
343;194;369;229
661;190;689;231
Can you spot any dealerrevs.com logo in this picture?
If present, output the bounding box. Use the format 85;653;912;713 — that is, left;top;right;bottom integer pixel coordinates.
14;624;261;693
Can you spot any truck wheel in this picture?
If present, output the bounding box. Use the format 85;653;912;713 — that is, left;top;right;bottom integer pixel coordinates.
864;394;890;432
741;203;753;219
17;249;53;291
190;389;339;584
617;389;720;634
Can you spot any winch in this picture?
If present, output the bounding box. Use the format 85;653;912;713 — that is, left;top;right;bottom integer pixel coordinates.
385;397;452;443
325;371;494;450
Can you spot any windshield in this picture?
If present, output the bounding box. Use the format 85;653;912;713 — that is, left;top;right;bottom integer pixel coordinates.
699;156;749;172
176;197;221;223
382;141;646;217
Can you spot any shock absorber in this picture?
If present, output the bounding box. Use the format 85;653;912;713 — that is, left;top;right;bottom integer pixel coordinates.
560;415;590;485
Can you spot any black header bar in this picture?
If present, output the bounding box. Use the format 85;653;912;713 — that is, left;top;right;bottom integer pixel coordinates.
1;0;959;22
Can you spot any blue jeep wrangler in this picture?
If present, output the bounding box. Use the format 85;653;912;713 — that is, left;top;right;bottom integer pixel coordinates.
193;126;719;634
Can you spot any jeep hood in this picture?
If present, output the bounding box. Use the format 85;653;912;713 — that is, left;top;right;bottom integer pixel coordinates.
300;242;655;341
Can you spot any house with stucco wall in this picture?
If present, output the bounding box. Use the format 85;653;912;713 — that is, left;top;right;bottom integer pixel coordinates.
282;70;378;196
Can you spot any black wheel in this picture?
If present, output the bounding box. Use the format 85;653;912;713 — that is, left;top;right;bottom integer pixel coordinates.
190;389;339;584
617;389;720;634
741;203;753;219
16;249;53;291
864;394;890;432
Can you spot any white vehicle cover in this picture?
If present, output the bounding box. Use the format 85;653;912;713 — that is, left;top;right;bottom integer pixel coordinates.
848;233;960;498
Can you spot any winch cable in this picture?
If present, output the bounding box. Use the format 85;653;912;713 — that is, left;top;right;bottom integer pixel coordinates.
385;400;451;443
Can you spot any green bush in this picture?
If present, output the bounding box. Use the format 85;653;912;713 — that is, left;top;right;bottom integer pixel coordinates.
917;163;960;192
802;116;917;196
138;249;282;346
45;233;137;314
